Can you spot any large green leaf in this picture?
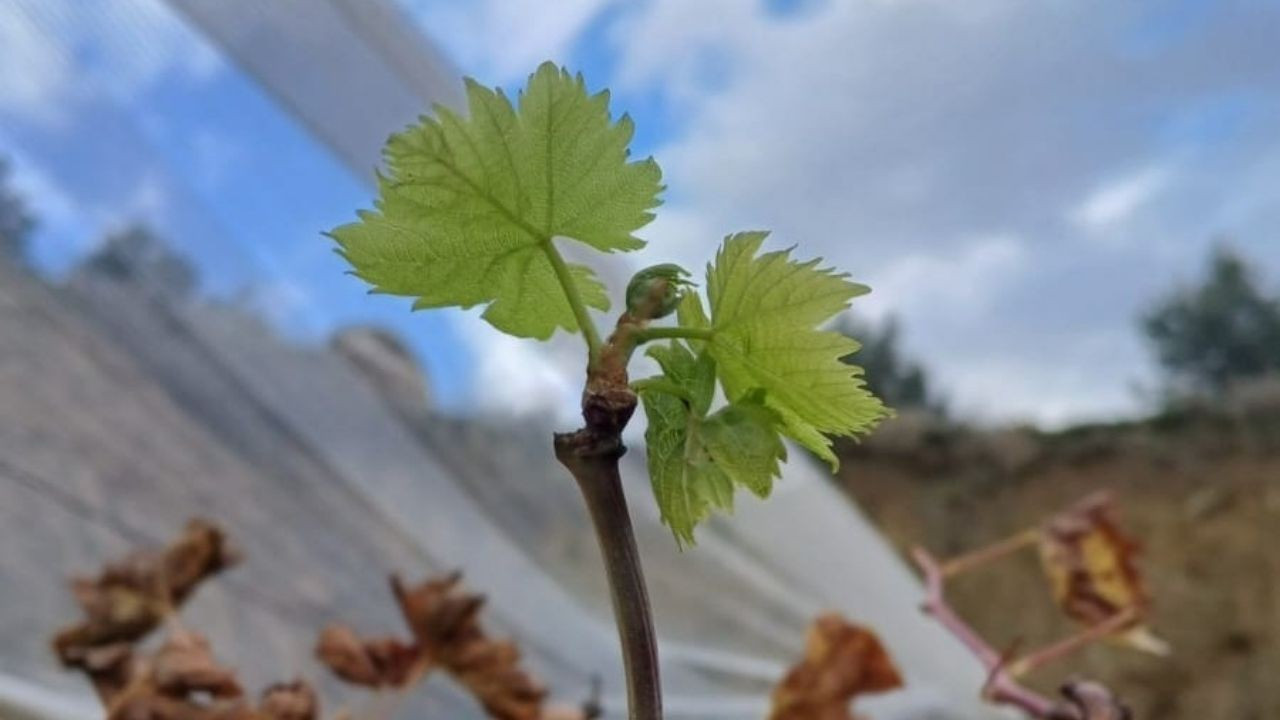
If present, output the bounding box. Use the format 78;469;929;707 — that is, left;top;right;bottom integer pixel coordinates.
330;62;663;339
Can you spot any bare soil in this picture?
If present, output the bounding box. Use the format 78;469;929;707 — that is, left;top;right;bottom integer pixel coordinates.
838;409;1280;720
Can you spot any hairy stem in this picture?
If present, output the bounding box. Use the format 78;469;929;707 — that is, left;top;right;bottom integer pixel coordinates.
912;547;1055;717
542;238;604;366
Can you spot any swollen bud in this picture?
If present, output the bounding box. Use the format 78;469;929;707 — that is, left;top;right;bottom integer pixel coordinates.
626;263;692;319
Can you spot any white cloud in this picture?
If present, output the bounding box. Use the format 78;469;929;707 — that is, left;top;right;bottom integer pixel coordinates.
409;0;611;83
0;7;71;124
1072;164;1173;232
393;0;1280;426
858;234;1027;321
0;0;221;125
190;128;242;192
604;0;1280;425
456;314;583;420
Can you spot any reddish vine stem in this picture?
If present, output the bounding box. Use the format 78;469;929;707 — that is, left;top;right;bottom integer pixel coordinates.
939;528;1039;578
1007;608;1137;678
912;547;1056;717
912;546;1134;720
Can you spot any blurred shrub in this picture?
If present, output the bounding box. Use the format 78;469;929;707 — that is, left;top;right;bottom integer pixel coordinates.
1142;245;1280;396
838;314;943;414
79;224;198;299
0;156;35;264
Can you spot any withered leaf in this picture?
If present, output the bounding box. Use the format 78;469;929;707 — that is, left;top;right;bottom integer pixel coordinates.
393;573;547;720
54;519;239;666
319;571;547;720
1039;492;1169;655
769;614;903;720
315;624;420;688
151;632;244;699
106;632;253;720
258;680;320;720
391;571;485;658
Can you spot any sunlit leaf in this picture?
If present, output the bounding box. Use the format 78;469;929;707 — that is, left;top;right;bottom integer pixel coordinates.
697;232;888;468
331;62;663;339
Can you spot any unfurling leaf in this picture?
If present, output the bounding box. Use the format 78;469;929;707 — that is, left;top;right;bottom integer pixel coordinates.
769;614;903;720
626;263;692;319
1039;492;1170;656
696;232;888;468
638;342;785;546
330;62;663;340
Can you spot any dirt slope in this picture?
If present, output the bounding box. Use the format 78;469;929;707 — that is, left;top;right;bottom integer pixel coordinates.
840;411;1280;720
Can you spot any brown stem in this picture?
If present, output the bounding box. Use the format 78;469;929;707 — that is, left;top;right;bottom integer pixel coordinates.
555;382;661;720
550;279;686;719
912;547;1055;717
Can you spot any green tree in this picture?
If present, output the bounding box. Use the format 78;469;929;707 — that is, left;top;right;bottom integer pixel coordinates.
838;314;940;412
0;157;36;264
1142;246;1280;394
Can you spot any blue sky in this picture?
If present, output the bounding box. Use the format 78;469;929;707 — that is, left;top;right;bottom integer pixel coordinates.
2;0;1279;425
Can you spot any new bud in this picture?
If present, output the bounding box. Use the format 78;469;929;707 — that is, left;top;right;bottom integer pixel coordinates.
626;263;692;320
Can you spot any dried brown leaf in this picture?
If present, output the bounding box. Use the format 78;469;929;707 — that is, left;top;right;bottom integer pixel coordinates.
315;624;420;688
258;680;320;720
151;633;244;699
390;571;485;659
1039;492;1169;655
105;633;255;720
320;572;547;720
54;519;239;666
393;573;546;720
769;614;903;720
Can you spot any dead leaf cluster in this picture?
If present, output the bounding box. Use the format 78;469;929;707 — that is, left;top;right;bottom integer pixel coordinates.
316;571;547;720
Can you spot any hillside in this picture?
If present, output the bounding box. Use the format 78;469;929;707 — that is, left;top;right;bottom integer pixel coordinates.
839;408;1280;720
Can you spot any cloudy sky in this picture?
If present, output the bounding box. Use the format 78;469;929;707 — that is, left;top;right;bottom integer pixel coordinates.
2;0;1279;426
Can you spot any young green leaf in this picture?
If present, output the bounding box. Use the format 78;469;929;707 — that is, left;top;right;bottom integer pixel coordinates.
696;232;888;468
638;342;786;546
329;62;664;340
